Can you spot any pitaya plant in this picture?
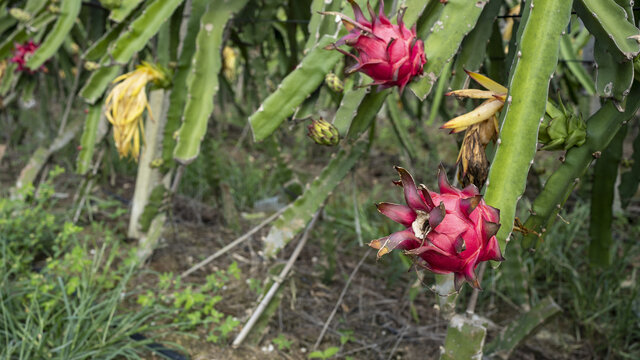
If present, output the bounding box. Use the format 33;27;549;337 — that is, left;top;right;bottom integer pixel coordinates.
323;0;426;92
370;166;503;290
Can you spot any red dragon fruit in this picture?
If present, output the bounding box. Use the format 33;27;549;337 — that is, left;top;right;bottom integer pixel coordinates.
324;0;426;92
10;41;40;73
370;166;504;290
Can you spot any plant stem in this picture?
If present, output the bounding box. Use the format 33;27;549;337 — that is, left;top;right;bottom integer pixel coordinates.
466;262;487;314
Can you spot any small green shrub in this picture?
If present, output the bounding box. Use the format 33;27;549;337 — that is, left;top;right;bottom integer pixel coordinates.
0;171;176;359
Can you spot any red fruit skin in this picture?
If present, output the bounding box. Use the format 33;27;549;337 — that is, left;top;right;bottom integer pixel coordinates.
329;1;427;92
372;166;503;291
10;41;40;73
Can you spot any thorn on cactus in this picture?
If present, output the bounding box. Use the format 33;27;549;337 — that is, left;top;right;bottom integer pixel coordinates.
370;167;503;292
322;0;427;93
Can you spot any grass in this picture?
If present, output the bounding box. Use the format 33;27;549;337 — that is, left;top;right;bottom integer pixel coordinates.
0;172;180;360
474;202;640;358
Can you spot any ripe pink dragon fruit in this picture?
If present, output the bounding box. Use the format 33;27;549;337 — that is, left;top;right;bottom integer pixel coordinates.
10;41;40;73
370;166;504;290
325;0;426;92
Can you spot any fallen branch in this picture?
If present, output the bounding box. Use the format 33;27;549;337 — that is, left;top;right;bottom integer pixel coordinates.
232;210;321;348
180;205;288;277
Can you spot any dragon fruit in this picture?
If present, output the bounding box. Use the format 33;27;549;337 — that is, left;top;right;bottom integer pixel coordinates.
370;166;504;290
10;41;40;73
324;0;426;92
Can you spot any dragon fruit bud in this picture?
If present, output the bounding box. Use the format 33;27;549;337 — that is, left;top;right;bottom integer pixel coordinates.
307;118;339;146
325;73;344;93
324;0;426;92
370;166;504;291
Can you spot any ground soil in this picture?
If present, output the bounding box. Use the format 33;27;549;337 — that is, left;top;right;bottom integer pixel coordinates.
136;198;593;360
0;142;597;360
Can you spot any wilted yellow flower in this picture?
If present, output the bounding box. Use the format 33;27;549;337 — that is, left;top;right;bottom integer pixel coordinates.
443;71;505;188
442;70;506;133
105;62;167;160
222;46;237;82
0;60;6;82
502;4;521;52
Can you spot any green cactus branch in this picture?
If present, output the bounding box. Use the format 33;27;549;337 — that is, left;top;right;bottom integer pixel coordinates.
409;0;487;100
592;2;635;104
263;140;368;257
575;0;640;61
332;87;368;136
0;11;56;60
108;0;144;23
26;0;81;71
76;99;107;175
619;130;640;210
161;0;208;169
484;296;562;359
79;0;184;104
523;83;640;249
559;34;596;96
483;0;573;257
172;0;249;164
449;0;502;91
249;36;342;142
589;126;626;267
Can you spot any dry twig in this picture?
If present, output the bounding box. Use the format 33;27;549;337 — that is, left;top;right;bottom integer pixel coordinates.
313;249;371;350
232;210;321;347
181;205;288;277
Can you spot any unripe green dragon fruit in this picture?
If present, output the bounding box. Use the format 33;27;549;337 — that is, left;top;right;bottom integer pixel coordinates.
539;100;587;151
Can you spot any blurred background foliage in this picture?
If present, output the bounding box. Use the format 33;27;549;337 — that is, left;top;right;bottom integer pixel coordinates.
0;0;639;359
